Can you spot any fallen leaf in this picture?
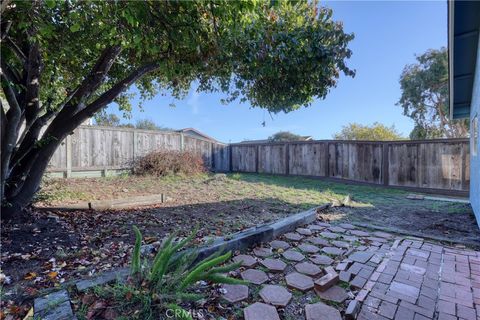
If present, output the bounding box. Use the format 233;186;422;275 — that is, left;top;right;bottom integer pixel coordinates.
23;272;37;280
47;271;58;279
144;236;156;244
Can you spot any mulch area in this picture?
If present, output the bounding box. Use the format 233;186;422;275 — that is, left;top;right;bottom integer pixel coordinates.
0;199;302;320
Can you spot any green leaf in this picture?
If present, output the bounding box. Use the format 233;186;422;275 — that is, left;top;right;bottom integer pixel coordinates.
70;23;81;33
45;0;56;9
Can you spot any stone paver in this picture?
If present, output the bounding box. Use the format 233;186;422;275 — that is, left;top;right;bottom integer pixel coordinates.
322;247;344;256
307;224;325;231
286;272;314;292
297;227;313;236
320;231;340;239
282;249;305;262
310;254;334;265
314;266;339;291
339;223;356;230
307;237;330;246
284;232;303;241
221;284;249;303
305;302;342;320
270;240;290;250
298;243;320;253
315;285;348;303
260;258;287;272
244;302;280;320
253;247;273;257
241;269;268;285
259;285;292;307
329;226;346;233
228;221;480;320
332;240;350;249
350;230;370;237
233;254;257;267
349;251;374;263
295;262;322;277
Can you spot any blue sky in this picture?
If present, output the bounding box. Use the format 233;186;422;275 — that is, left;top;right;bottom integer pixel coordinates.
105;0;447;143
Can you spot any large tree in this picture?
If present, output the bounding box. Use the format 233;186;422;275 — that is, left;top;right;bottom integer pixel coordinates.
398;48;468;139
333;122;404;141
0;0;354;220
268;131;306;142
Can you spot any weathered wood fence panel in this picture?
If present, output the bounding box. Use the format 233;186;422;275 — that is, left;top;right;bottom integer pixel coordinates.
258;144;287;174
388;140;470;191
328;142;383;184
47;125;227;176
231;145;257;172
289;142;327;176
48;126;469;194
212;144;230;172
230;139;470;194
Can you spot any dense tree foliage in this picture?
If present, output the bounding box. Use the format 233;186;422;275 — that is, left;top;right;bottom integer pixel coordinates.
0;0;354;219
135;119;162;131
333;122;404;141
398;48;468;139
268;131;306;142
94;113;121;127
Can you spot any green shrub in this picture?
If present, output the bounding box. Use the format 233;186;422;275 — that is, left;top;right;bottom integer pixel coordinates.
102;226;244;319
133;150;206;177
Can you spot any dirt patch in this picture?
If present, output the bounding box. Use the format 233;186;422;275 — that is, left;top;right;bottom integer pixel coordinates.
318;201;479;246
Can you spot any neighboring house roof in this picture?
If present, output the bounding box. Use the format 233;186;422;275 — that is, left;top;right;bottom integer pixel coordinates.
449;0;480;119
177;128;218;142
238;136;313;144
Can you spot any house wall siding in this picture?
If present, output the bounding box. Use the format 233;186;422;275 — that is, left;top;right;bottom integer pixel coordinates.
470;32;480;226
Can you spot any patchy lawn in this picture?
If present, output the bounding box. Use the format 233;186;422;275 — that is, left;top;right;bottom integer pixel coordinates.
35;172;478;245
1;173;478;319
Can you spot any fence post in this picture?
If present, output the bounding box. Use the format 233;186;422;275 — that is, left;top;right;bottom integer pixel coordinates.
210;142;214;171
382;142;389;186
229;145;233;172
325;142;330;177
132;130;137;161
180;133;185;151
255;145;259;173
285;143;290;175
65;134;72;178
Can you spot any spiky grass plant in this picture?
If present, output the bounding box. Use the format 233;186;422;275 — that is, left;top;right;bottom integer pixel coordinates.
126;226;244;319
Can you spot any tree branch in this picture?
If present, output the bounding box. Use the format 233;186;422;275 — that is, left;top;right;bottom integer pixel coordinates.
69;62;160;128
0;72;22;202
5;38;28;68
50;45;122;130
24;42;43;125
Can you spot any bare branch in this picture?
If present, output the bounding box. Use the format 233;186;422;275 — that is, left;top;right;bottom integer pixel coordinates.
70;62;160;127
24;42;43;124
51;45;122;126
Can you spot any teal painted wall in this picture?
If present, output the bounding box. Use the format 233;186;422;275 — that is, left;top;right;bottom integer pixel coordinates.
471;32;480;226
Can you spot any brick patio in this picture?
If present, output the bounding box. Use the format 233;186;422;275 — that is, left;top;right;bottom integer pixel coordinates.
222;220;480;319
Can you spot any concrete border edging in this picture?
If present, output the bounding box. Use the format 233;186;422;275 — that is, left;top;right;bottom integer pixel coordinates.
33;205;327;319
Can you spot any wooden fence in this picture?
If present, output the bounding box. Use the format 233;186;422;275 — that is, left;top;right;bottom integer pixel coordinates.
47;125;230;177
47;127;469;195
230;139;470;195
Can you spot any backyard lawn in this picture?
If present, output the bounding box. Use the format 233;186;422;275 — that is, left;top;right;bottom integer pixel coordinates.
35;172;477;245
1;173;478;318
